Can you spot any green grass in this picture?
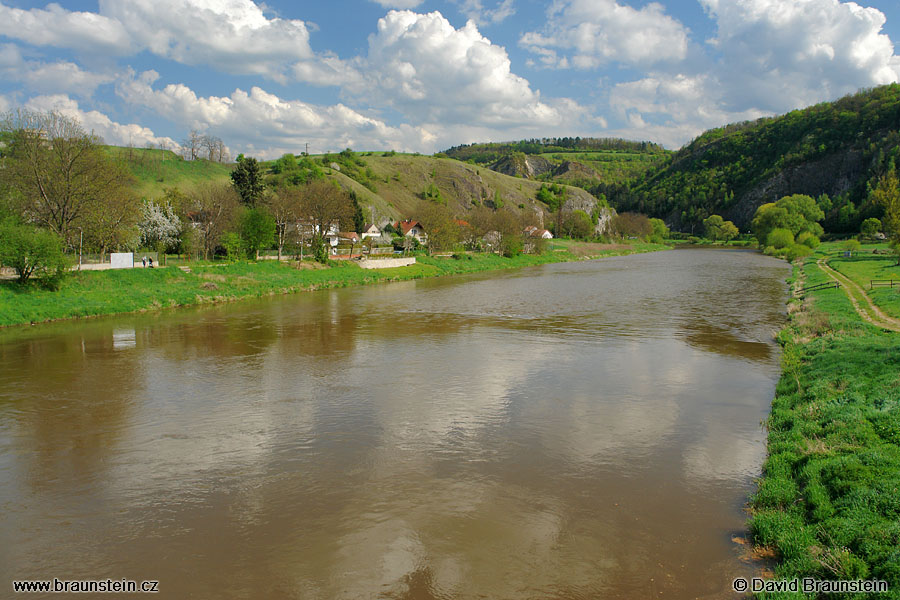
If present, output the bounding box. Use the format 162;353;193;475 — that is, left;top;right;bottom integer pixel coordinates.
749;245;900;598
106;146;233;198
824;243;900;320
0;243;670;327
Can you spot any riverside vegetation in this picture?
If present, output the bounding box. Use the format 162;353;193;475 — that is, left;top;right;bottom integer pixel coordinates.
750;242;900;597
0;242;667;327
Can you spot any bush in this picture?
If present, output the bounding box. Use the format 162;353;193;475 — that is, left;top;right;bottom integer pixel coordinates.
0;223;69;287
785;244;813;261
796;231;820;248
768;228;795;249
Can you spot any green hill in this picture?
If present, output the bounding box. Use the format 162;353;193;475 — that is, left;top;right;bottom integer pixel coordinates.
106;146;232;198
614;84;900;232
117;146;605;226
441;138;671;191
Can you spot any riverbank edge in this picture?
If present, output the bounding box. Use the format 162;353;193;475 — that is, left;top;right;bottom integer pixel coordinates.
1;243;671;328
747;246;900;596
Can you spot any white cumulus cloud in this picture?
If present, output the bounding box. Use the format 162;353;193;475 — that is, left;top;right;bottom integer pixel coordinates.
700;0;900;112
116;70;435;158
355;10;580;131
520;0;690;69
0;2;130;54
23;94;179;149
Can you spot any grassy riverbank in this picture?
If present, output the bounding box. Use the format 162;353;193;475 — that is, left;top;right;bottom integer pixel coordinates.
750;242;900;598
0;242;668;327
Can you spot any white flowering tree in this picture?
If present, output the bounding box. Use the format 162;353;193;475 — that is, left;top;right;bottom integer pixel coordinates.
138;200;182;253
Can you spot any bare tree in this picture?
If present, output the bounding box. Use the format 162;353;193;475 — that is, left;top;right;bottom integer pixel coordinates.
300;180;351;260
264;187;303;261
186;182;240;259
181;129;202;161
0;109;137;249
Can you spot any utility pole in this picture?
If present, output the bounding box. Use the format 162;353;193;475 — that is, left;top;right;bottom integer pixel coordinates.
305;142;309;156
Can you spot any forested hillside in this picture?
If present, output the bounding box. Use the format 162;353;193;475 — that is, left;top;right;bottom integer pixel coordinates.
441;137;671;190
612;84;900;232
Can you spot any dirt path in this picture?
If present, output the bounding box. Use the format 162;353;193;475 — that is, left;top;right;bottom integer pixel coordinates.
816;257;900;332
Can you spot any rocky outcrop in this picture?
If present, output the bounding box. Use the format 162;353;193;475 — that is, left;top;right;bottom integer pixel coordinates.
490;154;554;178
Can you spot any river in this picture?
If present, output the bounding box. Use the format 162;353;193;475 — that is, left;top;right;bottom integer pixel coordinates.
0;248;789;599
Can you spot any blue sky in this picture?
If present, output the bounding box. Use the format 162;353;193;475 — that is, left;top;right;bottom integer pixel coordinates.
1;0;898;159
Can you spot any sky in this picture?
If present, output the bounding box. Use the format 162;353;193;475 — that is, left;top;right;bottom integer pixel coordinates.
0;0;898;159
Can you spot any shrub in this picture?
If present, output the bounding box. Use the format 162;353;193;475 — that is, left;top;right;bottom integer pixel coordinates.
0;223;69;287
785;244;813;261
796;231;820;248
768;228;795;249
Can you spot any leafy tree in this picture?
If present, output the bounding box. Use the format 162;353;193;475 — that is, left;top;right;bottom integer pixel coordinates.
417;201;460;254
492;210;523;257
220;232;245;261
0;109;136;250
240;207;275;259
752;194;824;246
768;228;795;249
860;217;882;239
562;209;593;239
270;153;297;174
842;238;861;256
796;231;820;249
703;214;738;241
871;172;900;263
0;222;69;286
422;182;445;205
230;154;265;205
648;218;669;243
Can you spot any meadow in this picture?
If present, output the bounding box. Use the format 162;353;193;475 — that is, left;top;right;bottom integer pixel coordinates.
750;242;900;598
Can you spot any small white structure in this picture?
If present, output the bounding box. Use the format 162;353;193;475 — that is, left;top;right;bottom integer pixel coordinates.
110;252;134;269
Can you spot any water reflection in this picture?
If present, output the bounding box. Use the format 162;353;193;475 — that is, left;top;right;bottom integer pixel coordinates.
0;249;789;599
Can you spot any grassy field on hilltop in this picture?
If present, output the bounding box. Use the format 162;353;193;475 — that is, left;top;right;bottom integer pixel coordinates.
106;146;232;198
750;241;900;597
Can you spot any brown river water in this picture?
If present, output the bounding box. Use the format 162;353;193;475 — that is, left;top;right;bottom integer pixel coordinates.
0;248;790;599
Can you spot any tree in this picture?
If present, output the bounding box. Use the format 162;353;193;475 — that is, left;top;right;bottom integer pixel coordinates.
139;199;182;253
648;218;669;243
350;190;366;235
611;212;652;238
842;238;861;256
860;217;882;239
300;180;351;263
492;210;523;257
768;228;794;249
871;172;900;263
230;155;265;205
562;209;593;239
703;214;738;241
240;207;275;259
464;205;494;250
264;187;303;261
751;194;824;246
1;109;137;250
0;222;69;286
186;182;240;260
417;201;460;254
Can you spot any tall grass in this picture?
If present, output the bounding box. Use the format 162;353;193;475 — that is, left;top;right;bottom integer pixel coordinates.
749;244;900;598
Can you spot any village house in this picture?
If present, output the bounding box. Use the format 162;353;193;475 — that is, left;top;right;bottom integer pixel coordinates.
395;219;428;244
360;223;382;239
524;225;553;239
